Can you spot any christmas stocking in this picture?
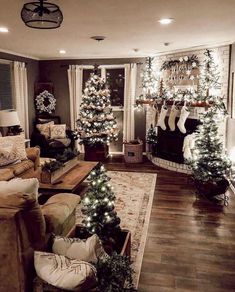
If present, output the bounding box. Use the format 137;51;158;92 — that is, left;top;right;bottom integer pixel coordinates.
168;104;179;131
157;105;168;130
177;106;190;134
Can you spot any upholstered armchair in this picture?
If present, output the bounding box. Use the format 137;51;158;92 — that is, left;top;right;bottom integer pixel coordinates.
30;115;76;158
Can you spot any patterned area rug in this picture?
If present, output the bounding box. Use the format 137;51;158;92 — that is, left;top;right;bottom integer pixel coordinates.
76;171;157;288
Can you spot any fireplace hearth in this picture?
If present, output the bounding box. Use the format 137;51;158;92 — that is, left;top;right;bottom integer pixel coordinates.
154;117;200;164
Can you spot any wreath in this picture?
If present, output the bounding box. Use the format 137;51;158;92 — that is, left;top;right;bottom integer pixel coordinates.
160;54;199;71
35;90;56;114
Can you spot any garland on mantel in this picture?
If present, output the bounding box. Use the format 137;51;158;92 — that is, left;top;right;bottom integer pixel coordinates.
160;54;199;71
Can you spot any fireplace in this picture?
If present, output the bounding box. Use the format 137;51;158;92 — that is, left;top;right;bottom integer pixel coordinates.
154;117;200;164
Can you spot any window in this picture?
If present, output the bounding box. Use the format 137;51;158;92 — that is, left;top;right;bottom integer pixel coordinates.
0;60;14;110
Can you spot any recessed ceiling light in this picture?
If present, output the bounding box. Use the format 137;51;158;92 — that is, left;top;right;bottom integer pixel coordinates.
158;18;174;25
90;36;106;41
59;49;66;54
0;27;9;33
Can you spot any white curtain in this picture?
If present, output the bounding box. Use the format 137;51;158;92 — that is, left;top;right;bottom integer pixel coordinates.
68;65;83;150
124;63;137;141
13;62;29;138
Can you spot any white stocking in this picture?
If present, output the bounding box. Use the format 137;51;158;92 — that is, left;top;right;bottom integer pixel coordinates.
157;105;168;130
168;104;179;131
177;105;190;134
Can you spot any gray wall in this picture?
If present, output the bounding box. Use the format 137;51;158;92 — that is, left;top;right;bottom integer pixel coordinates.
39;58;146;143
0;52;39;135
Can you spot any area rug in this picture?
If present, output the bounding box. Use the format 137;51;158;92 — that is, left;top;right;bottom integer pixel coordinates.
76;171;157;288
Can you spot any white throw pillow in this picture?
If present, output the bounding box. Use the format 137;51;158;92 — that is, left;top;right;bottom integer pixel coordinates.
34;251;97;291
0;178;39;199
50;124;66;139
36;121;54;138
52;234;108;264
0;144;19;166
0;135;27;160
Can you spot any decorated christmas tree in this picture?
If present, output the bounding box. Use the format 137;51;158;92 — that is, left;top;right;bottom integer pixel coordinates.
189;49;231;197
77;70;118;146
82;164;121;240
199;49;220;99
190;106;231;182
146;124;157;144
141;57;158;98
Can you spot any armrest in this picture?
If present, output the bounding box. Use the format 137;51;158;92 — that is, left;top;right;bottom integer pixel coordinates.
26;147;40;170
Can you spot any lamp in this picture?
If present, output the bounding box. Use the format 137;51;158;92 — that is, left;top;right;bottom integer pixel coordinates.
0;110;21;136
21;0;63;29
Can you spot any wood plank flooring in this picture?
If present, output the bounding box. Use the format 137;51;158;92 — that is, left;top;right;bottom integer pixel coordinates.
105;155;235;292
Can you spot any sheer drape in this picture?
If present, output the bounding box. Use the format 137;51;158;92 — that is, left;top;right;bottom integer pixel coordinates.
124;63;137;141
68;65;83;150
13;62;29;138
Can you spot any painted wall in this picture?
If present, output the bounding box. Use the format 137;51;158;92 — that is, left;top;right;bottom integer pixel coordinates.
0;52;39;135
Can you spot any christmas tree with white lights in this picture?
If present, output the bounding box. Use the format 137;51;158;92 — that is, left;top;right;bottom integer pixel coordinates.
141;57;158;98
77;70;118;146
189;49;231;192
82;164;121;240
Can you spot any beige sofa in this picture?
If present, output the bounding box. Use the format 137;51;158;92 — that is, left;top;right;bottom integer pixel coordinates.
0;192;81;292
0;147;40;181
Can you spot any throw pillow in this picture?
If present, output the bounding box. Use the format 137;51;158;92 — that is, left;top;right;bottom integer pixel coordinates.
0;135;27;160
52;234;108;264
0;177;39;199
50;124;66;139
36;121;54;139
0;144;19;166
34;251;97;291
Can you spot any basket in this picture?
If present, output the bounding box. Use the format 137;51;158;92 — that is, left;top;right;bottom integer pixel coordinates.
124;141;143;163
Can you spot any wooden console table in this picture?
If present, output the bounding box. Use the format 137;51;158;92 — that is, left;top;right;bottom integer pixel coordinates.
39;161;98;195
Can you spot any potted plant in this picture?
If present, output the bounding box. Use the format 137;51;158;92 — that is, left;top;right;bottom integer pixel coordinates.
76;68;118;161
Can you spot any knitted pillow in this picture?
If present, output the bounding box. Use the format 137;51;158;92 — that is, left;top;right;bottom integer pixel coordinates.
52;234;108;264
34;251;97;291
0;135;27;160
0;144;19;166
36;121;54;138
50;124;66;139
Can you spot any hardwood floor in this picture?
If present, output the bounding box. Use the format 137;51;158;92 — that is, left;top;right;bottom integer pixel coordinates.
105;155;235;292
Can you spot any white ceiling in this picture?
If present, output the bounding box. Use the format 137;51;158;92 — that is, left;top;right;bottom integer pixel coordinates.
0;0;235;60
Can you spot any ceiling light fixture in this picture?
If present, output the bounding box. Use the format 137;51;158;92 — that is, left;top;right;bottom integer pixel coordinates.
158;18;174;25
0;27;9;33
59;49;66;54
90;36;106;42
21;0;63;29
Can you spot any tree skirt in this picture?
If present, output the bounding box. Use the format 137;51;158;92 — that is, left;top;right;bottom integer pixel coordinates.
76;171;157;288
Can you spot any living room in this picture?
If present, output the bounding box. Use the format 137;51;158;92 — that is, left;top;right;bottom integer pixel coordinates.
0;1;235;291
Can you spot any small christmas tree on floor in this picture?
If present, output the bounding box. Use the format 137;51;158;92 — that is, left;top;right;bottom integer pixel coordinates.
189;49;231;198
82;164;121;241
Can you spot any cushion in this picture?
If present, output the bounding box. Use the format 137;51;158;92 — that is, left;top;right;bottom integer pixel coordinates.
0;135;27;160
7;159;34;175
34;251;97;291
0;177;39;199
54;138;71;147
0;192;46;250
36;121;54;138
52;234;108;264
0;169;14;181
0;144;19;166
41;193;80;234
50;124;66;139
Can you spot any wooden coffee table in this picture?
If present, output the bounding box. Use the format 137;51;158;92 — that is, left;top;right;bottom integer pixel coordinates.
39;161;98;195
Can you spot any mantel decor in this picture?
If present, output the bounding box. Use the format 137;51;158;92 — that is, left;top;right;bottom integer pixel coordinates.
21;0;63;29
160;55;199;71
